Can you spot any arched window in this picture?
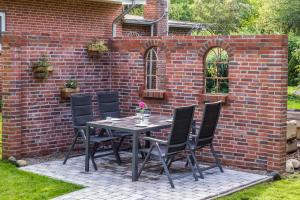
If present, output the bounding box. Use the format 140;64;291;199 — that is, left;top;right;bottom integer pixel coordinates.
205;47;229;94
145;47;158;90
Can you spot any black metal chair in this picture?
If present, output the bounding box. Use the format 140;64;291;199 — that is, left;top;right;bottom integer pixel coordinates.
137;105;198;188
63;94;121;170
189;101;224;178
96;91;132;153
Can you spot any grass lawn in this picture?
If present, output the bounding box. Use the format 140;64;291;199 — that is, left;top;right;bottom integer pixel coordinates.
0;114;2;159
0;161;83;200
288;86;300;110
218;174;300;200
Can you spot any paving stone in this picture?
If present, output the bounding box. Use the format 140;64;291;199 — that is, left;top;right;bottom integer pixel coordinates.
20;152;270;200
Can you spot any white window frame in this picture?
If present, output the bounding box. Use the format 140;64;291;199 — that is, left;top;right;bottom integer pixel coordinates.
145;47;158;90
0;12;6;32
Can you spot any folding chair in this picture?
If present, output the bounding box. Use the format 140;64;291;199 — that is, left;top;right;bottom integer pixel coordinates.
138;105;198;188
189;101;224;178
63;94;121;170
96;91;132;153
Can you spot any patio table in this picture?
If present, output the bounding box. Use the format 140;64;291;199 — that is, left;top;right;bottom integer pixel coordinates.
85;114;172;181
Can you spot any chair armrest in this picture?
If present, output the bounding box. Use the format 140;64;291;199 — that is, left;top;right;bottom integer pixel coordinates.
74;126;86;130
74;126;95;130
143;137;168;144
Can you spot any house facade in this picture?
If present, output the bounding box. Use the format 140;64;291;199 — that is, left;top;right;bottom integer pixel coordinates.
0;0;288;172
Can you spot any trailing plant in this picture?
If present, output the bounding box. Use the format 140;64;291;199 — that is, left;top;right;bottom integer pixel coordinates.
87;41;109;53
32;55;53;79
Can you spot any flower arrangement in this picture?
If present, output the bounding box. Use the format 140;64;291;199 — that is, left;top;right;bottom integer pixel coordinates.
138;101;146;113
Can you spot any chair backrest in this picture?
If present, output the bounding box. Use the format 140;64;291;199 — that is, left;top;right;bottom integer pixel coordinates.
166;105;195;155
71;94;93;127
97;91;120;119
196;101;222;147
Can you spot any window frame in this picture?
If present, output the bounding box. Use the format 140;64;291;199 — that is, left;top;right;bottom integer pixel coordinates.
204;47;229;94
145;47;158;90
0;12;6;32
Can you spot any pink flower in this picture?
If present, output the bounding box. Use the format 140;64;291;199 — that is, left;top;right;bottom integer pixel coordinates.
139;101;146;109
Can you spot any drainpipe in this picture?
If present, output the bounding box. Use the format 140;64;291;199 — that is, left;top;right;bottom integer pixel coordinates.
112;0;137;37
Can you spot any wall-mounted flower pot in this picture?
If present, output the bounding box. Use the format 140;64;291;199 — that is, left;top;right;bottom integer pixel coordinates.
87;41;109;58
141;89;166;100
61;87;80;99
32;66;53;79
200;94;228;104
32;55;53;79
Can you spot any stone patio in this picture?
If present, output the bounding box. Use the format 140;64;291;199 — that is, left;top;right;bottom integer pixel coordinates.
21;152;271;200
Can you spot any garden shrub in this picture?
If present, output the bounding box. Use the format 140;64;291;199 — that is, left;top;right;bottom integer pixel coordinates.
288;35;300;86
289;49;300;86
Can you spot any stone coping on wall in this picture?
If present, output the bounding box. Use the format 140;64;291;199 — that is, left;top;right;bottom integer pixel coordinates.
288;110;300;120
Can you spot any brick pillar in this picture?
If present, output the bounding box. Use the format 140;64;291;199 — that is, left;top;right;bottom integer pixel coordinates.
144;0;168;36
0;34;23;159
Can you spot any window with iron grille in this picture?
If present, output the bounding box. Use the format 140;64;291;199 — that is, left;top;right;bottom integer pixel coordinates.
205;47;229;94
145;47;158;90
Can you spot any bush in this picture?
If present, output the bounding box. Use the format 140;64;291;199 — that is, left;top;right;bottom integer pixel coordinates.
289;49;300;86
288;35;300;86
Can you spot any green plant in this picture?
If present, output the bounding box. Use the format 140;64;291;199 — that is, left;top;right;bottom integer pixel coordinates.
87;41;109;53
64;80;78;89
32;54;52;79
288;49;300;86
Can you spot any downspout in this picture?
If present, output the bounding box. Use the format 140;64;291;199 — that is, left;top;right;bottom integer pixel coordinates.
112;0;137;37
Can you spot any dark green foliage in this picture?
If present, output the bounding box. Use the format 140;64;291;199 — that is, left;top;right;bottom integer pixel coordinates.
205;48;229;93
65;80;78;89
276;0;300;34
128;5;144;16
170;0;195;22
288;49;300;86
288;35;300;62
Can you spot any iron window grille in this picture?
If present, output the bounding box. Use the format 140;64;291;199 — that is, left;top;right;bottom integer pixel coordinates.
205;47;229;94
145;47;158;90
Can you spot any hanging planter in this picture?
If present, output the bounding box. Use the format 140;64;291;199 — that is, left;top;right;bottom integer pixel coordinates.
60;80;80;99
87;41;109;57
32;55;53;79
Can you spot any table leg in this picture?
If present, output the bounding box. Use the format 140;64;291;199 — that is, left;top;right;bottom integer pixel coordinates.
145;131;151;148
132;132;138;181
85;126;90;172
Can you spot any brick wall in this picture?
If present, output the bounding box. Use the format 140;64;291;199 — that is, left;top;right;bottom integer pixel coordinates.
0;0;288;173
0;0;122;157
111;35;288;172
0;0;122;36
